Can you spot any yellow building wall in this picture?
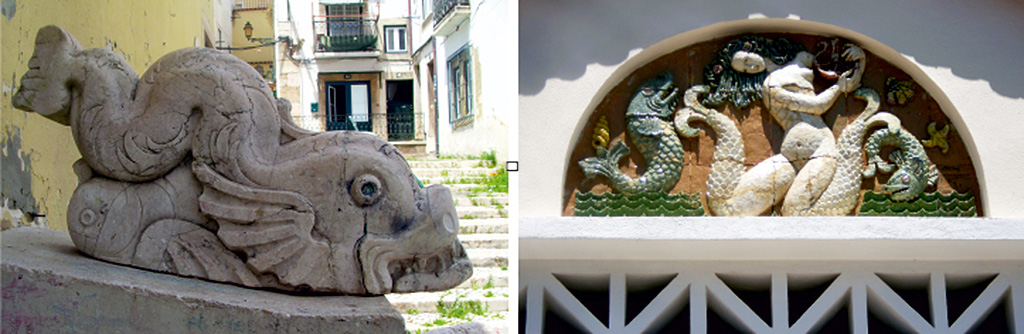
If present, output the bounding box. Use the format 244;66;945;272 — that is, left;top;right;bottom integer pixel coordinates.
1;0;218;231
231;8;276;85
231;9;275;63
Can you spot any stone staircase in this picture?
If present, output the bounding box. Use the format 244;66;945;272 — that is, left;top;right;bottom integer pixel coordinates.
387;158;509;334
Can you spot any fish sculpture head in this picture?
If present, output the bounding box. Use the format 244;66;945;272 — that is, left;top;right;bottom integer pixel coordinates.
324;135;472;294
880;151;937;202
197;131;473;295
626;71;679;119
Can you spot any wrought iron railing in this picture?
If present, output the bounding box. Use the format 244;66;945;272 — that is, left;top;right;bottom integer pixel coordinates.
327;113;370;131
387;104;416;141
313;16;379;52
233;0;271;10
433;0;470;26
290;114;373;132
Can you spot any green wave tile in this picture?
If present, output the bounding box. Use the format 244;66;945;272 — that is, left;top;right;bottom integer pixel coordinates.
857;191;976;217
918;192;939;202
574;191;707;217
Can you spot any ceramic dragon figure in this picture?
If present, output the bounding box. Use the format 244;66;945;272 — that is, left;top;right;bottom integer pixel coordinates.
862;126;939;201
12;26;471;295
579;72;686;194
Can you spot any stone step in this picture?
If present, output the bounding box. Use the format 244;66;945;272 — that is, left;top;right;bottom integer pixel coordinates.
413;167;500;178
457;206;506;219
419;176;487;186
459;234;508;249
467;248;509;268
407;160;484;169
440;183;482;193
440;184;508;197
438;181;505;194
460;218;509;234
386;288;510;315
456;267;509;289
454;196;509;208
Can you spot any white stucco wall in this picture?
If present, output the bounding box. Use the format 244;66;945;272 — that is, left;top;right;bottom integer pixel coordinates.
212;0;234;47
432;0;513;162
518;0;1024;217
275;0;321;116
434;24;468;152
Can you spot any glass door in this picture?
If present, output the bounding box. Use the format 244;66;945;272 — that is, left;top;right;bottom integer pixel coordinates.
325;81;371;131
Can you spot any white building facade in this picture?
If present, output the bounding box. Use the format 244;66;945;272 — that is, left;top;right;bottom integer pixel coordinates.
272;0;512;160
274;0;425;153
518;0;1024;332
411;0;513;162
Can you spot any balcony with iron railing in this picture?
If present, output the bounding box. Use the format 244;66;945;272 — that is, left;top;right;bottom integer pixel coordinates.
233;0;271;10
314;15;379;53
432;0;470;36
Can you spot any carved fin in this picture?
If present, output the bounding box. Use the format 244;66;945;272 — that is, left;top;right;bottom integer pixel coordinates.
606;140;630;164
193;163;332;289
580;141;630;180
927;164;940;186
276;97;317;143
889;150;905;166
632;117;665;136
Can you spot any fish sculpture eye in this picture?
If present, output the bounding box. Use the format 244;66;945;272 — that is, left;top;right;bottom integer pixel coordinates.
352;174;383;206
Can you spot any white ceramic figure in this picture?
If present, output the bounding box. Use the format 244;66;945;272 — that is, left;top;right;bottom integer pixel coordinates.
677;37;908;216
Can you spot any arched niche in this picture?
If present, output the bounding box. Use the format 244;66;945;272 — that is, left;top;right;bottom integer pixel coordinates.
562;19;983;216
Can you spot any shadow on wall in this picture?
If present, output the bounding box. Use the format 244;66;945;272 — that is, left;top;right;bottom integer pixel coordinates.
518;0;1024;99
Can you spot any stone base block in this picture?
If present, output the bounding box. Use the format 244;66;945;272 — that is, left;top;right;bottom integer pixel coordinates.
2;227;405;334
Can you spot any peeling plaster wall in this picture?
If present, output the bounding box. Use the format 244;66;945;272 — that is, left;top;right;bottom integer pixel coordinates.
2;126;42;229
1;0;220;231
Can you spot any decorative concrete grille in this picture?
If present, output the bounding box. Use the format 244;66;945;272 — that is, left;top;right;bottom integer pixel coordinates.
521;268;1024;333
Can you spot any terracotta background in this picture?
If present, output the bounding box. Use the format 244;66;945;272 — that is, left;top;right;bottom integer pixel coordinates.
562;33;982;216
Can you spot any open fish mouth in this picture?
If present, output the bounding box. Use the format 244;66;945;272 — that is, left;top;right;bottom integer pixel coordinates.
361;237;473;294
389;240;473;293
882;183;914;201
660;85;679;110
643;83;679;113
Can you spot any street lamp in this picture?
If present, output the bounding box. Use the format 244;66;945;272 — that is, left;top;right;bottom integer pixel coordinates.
243;21;254;41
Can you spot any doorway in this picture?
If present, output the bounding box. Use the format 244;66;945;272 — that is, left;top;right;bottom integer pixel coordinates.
325;81;371;131
386;80;414;140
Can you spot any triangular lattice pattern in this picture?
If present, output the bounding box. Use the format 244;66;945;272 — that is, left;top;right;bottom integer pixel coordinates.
522;269;1024;333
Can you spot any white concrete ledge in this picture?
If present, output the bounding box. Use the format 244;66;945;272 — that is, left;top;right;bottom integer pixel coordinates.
520;217;1024;261
2;227;405;334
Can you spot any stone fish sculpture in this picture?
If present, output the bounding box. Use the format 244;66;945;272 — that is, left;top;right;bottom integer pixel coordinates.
12;25;472;295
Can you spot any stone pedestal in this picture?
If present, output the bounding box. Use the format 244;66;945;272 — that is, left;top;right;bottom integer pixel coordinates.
1;227;405;334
